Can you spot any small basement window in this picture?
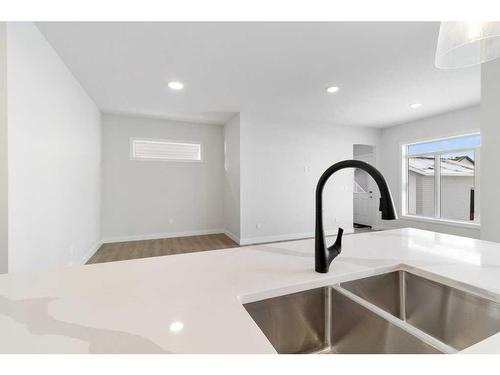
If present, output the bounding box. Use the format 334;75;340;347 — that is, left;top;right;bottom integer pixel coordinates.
130;138;202;162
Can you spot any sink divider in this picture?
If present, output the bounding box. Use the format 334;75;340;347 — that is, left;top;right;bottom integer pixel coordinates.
331;285;458;354
324;287;332;350
399;270;407;321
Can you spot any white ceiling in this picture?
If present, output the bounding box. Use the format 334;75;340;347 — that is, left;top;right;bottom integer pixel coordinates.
36;22;480;127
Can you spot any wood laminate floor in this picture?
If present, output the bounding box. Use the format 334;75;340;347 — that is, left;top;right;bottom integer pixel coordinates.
87;229;379;265
87;233;239;265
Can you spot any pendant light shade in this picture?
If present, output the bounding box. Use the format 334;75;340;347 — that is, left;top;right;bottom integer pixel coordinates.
435;22;500;69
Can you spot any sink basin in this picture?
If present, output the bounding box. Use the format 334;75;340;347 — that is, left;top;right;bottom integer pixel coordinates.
341;270;500;350
243;286;441;354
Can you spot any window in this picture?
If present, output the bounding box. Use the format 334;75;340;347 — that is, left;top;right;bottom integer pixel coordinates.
403;134;480;224
130;138;202;162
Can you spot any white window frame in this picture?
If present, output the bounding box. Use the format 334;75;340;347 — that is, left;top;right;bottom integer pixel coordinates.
401;133;480;228
129;137;203;163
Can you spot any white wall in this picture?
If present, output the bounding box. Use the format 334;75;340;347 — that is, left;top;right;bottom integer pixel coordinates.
223;114;241;242
101;113;224;242
379;105;480;238
239;112;381;244
480;58;500;243
7;22;102;272
0;23;7;273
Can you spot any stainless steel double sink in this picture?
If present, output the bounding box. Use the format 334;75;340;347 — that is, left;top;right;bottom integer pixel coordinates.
243;270;500;354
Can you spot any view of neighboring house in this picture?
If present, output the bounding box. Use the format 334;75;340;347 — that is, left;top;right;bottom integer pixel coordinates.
408;155;476;221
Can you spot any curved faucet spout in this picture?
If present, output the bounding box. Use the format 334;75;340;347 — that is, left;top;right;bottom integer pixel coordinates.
315;160;397;273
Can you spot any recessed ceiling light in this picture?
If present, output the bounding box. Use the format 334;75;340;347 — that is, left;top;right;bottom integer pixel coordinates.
409;103;422;109
169;321;184;333
326;86;339;93
168;81;184;90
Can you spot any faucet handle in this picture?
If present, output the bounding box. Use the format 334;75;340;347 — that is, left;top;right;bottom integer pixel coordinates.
334;227;343;249
328;227;343;256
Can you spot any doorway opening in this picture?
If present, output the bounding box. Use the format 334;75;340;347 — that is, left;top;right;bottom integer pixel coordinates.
353;144;378;233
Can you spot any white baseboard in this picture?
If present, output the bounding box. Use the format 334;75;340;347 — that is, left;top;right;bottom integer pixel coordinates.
101;228;225;244
239;227;354;246
223;230;240;245
80;240;103;265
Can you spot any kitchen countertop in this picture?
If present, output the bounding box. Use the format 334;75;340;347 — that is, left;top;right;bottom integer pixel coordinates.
1;228;500;354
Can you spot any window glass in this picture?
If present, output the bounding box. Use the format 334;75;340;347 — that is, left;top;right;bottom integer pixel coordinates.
408;134;480;156
405;134;480;223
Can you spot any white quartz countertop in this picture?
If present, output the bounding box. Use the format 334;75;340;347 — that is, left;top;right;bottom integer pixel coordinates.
1;228;500;354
